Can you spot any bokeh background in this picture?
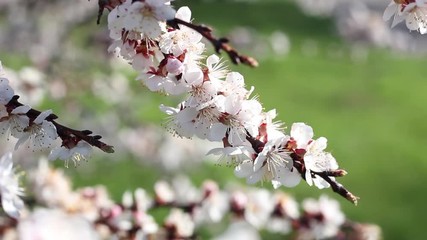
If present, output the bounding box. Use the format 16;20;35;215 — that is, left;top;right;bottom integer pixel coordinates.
1;0;426;239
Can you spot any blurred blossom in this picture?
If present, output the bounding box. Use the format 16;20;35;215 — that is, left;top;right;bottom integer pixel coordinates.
154;180;175;204
4;66;46;106
164;208;195;238
119;126;219;172
295;0;338;17
0;0;98;67
266;192;299;234
301;39;319;57
214;220;261;240
91;73;130;104
244;189;275;229
18;208;100;240
194;180;229;224
29;159;74;208
49;80;68;100
170;175;201;205
228;26;291;59
300;195;345;239
0;152;25;218
336;3;393;48
270;31;291;56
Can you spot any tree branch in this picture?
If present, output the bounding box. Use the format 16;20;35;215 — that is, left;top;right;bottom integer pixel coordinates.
6;95;114;154
167;18;259;68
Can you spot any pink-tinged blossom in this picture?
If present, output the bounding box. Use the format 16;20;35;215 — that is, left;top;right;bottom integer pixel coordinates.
107;0;133;40
183;66;218;107
14;109;58;150
159;7;204;57
193;180;229;224
122;0;175;39
301;195;345;239
210;97;263;145
154;180;175;204
234;135;301;188
244;189;275;229
383;0;427;34
290;122;313;149
0;152;25;218
49;141;93;168
266;192;299;234
165;57;184;75
164;208;195;238
219;72;247;97
161;104;220;139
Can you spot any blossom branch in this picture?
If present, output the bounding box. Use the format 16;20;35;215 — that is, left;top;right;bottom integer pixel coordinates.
167;18;259;67
312;170;359;205
5;95;114;153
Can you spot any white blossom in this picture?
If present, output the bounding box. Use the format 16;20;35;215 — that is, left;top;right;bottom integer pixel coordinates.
0;105;31;139
49;141;93;167
304;137;338;189
383;0;427;34
14;109;58;150
159;7;204;57
122;0;175;39
234;135;301;188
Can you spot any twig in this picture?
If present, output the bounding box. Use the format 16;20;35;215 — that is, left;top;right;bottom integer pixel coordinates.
6;95;114;153
313;170;359;205
168;18;259;68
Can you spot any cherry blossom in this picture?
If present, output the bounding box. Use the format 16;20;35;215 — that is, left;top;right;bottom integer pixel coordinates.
0;105;31;139
49;140;93;167
383;0;427;34
14;109;58;151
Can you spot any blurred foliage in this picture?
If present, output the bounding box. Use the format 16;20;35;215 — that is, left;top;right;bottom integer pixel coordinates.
2;0;427;239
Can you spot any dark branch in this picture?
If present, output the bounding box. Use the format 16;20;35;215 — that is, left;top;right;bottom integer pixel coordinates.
168;18;259;68
313;170;359;205
6;95;114;154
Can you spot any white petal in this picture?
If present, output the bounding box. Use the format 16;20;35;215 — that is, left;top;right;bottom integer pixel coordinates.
2;196;22;219
34;109;52;124
290;122;313;148
234;161;254;178
208;123;228;142
383;3;397;21
277;168;301;188
176;6;192;22
247;169;264;185
11;105;31;114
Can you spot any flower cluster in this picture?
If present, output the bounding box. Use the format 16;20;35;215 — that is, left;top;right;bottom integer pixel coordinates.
0;61;113;167
103;0;357;203
0;158;380;239
383;0;427;34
